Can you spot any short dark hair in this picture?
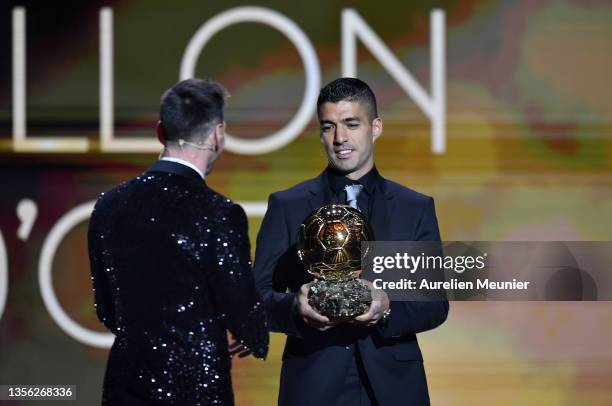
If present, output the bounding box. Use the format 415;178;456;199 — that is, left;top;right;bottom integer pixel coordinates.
317;77;378;121
159;78;228;142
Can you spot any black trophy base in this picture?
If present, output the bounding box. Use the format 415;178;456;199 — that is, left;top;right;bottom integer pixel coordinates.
308;279;372;320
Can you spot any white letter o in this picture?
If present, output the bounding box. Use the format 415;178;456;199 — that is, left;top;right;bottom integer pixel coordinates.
180;6;321;155
0;230;7;320
38;201;114;348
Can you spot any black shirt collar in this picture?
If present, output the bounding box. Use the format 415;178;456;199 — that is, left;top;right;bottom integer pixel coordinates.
326;165;380;197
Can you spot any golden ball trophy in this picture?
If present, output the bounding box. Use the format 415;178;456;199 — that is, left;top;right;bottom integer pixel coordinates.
297;204;374;319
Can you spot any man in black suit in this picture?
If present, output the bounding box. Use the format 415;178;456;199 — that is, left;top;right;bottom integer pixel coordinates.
88;78;268;405
253;78;448;406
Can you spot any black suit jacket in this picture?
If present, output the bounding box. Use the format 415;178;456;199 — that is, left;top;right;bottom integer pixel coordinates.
253;169;448;406
88;160;268;405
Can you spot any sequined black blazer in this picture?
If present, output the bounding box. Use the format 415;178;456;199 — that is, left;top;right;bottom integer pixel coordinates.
88;160;268;405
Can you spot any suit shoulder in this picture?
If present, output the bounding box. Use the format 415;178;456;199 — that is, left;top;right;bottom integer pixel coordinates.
205;187;246;217
88;177;140;235
269;177;318;203
92;177;134;211
384;179;433;205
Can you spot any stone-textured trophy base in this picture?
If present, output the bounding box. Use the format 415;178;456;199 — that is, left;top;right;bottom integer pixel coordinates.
308;279;372;319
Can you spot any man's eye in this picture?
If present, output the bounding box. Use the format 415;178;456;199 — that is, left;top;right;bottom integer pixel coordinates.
347;123;359;129
321;126;333;132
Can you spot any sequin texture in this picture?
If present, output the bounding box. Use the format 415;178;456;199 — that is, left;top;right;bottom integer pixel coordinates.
88;162;269;405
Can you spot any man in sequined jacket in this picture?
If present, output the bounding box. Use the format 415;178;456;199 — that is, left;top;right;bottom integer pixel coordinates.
253;78;448;406
88;78;268;405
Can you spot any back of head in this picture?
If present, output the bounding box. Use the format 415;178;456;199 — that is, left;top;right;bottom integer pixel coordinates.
159;78;228;142
317;77;378;121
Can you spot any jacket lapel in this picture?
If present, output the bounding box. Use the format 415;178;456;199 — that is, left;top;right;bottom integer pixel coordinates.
370;176;394;241
306;171;330;213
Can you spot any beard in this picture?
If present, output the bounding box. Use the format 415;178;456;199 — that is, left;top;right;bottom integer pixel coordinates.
205;153;219;175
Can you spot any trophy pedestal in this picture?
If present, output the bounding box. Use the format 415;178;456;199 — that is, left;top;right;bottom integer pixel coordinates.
308;279;372;319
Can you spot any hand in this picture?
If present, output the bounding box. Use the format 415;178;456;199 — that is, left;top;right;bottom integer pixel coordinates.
296;282;335;331
353;279;390;326
229;337;252;358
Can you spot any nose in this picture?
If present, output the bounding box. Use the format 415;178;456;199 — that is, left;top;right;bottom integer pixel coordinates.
333;126;348;145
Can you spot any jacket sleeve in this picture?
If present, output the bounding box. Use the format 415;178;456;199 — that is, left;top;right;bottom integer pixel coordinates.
87;201;117;333
376;197;449;338
206;204;269;359
252;194;302;336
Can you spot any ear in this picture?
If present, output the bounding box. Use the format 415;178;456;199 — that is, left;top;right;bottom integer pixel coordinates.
213;122;225;153
156;121;165;145
372;117;383;142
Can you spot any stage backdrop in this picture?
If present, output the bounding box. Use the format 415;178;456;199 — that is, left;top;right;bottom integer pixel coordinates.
1;1;611;404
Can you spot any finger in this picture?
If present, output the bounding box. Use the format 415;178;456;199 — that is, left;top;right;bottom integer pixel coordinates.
368;312;383;325
354;309;375;322
229;340;246;352
363;302;381;317
303;315;333;330
304;317;329;328
304;308;330;324
238;349;252;358
300;283;313;294
229;345;245;355
355;310;383;324
354;316;379;326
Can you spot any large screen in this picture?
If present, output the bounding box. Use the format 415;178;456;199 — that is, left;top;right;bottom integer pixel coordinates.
0;1;611;404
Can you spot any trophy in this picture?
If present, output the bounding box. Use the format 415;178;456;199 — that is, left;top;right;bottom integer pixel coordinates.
297;204;374;319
